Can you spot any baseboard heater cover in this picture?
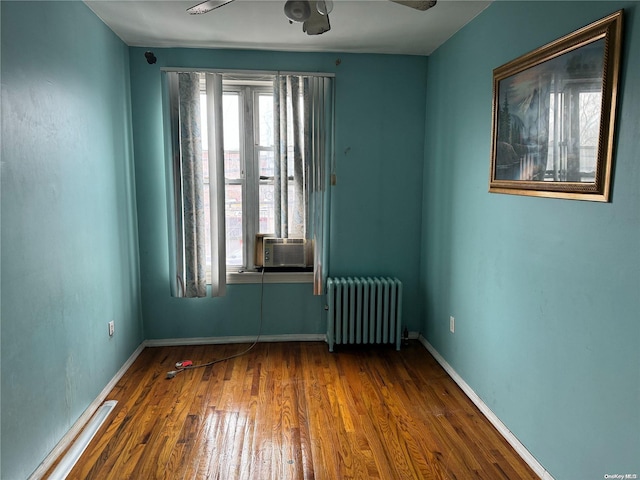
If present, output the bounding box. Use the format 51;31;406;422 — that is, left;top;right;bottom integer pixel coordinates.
326;276;403;352
47;400;118;480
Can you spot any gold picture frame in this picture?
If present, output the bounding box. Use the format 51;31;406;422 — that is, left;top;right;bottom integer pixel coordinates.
489;10;623;202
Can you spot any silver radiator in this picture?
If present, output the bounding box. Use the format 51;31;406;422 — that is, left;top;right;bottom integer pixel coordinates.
326;277;403;352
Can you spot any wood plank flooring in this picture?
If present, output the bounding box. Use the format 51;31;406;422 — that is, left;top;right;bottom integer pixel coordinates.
46;341;539;479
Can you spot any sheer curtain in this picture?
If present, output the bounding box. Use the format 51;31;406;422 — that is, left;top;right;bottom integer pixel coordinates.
273;74;334;295
166;71;226;298
273;75;305;238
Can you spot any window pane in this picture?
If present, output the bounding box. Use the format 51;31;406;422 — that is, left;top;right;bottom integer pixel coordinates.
258;149;274;178
225;184;243;266
258;94;273;147
224;92;241;179
225;151;241;180
259;184;274;234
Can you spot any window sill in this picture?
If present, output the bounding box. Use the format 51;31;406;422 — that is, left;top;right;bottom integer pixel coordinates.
226;270;313;285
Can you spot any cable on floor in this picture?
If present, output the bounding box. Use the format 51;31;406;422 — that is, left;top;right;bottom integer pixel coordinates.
166;268;266;379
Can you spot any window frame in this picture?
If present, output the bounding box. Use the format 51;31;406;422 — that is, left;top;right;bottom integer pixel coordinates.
221;85;249;272
164;68;334;290
213;78;310;283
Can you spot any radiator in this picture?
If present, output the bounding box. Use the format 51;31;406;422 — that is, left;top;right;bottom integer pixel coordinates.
326;277;403;352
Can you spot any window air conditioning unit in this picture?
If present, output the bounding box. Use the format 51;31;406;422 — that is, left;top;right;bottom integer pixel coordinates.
262;238;313;268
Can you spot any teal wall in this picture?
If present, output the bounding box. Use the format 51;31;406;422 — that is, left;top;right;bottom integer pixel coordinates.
129;48;427;339
5;1;637;479
1;2;143;479
422;2;640;479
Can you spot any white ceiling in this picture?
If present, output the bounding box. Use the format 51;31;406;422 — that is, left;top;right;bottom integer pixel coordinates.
84;0;491;56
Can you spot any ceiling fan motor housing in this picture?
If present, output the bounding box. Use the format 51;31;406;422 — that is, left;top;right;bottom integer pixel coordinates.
284;0;312;22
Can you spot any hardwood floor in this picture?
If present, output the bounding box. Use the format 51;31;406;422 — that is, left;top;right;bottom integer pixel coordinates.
47;341;539;479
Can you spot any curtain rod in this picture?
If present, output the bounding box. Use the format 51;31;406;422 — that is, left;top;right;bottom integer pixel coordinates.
160;67;335;78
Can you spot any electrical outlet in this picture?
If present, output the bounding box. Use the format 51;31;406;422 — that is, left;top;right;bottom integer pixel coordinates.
108;321;115;337
449;316;455;333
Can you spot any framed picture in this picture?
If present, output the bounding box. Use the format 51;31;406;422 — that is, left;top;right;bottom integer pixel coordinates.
489;10;623;202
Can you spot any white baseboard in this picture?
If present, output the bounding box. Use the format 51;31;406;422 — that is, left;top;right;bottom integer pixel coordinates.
144;333;326;347
418;335;555;480
28;343;146;480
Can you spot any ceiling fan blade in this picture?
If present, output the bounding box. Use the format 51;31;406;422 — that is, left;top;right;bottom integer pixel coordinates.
187;0;236;15
303;1;331;35
389;0;437;11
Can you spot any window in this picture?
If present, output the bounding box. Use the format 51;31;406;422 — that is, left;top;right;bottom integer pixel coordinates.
202;82;306;270
165;70;333;297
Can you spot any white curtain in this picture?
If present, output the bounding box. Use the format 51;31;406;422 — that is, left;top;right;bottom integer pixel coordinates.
274;74;333;295
166;71;226;298
273;75;306;239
